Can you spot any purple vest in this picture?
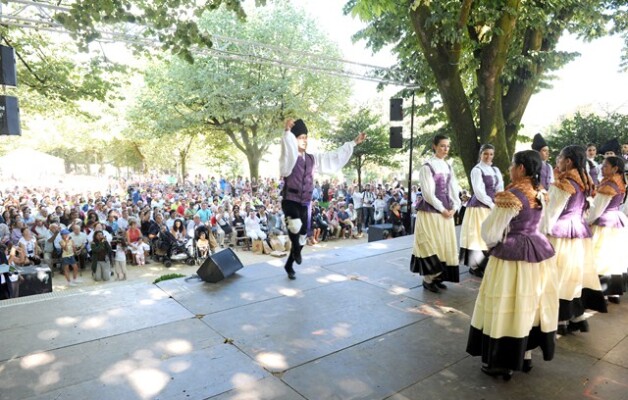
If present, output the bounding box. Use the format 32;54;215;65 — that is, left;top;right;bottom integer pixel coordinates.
283;154;315;205
550;179;591;239
588;161;600;186
540;162;553;190
594;181;628;228
416;163;452;213
466;165;499;208
490;188;555;263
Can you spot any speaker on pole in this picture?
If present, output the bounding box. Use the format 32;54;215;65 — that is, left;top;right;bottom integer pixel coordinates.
390;98;403;121
0;96;21;136
196;248;244;283
0;45;17;87
389;126;403;148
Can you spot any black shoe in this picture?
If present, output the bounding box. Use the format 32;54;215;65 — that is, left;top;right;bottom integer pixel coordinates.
284;265;296;280
557;325;569;336
468;268;484;278
522;359;532;373
481;366;513;381
422;281;440;293
608;296;621;304
568;320;589;333
433;279;447;289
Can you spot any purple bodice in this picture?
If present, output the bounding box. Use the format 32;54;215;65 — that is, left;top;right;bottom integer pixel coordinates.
550;179;591;239
416;163;452;213
594;181;628;228
466;165;498;208
283;153;315;205
540;162;552;190
588;161;600;186
490;188;555;262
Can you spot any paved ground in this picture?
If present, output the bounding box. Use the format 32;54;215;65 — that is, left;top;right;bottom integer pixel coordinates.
1;235;627;400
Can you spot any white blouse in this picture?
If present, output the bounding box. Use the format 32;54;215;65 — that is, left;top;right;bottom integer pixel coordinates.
417;157;462;212
586;193;613;225
280;130;355;177
481;207;520;248
540;185;571;235
470;162;504;209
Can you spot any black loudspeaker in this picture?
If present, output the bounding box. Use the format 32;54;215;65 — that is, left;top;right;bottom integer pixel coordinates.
368;223;393;242
390;98;403;121
0;45;17;87
390;127;403;148
196;248;244;283
0;96;21;135
16;265;53;297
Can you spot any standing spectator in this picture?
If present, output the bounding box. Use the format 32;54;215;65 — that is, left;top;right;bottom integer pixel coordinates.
361;184;375;230
60;229;80;286
373;193;387;224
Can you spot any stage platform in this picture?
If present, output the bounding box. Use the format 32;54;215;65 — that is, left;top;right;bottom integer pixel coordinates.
1;236;627;399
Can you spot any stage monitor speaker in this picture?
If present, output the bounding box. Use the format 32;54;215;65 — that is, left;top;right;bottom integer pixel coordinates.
390;126;403;148
390;98;403;121
0;45;17;87
197;248;244;283
0;96;20;135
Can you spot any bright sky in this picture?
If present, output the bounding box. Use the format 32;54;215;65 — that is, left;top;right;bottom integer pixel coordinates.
291;0;628;136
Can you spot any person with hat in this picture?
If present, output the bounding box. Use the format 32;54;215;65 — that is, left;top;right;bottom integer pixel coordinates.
531;133;554;190
599;138;621;158
280;118;366;279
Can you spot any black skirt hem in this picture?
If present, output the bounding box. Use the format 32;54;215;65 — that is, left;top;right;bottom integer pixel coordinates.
466;326;556;371
410;255;459;282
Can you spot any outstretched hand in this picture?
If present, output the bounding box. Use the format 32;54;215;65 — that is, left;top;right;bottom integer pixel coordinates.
354;132;367;145
284;118;295;131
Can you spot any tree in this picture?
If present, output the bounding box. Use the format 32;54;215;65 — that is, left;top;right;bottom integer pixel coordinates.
54;0;267;62
546;111;628;157
346;0;628;183
131;3;351;179
328;108;402;189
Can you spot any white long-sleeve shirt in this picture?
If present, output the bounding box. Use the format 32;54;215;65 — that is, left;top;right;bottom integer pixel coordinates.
470;162;504;209
280;130;356;177
586;193;613;225
417;157;462;212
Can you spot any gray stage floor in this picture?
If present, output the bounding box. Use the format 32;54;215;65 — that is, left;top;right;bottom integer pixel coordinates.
1;236;627;400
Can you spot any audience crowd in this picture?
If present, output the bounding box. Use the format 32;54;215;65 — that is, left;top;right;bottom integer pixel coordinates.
0;175;418;287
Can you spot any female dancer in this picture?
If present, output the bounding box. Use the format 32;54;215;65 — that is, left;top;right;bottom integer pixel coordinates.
542;145;607;335
411;134;461;293
531;133;554;189
586;156;628;304
459;144;503;277
467;150;558;380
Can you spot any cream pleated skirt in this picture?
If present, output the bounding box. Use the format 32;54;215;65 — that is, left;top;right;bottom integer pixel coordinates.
459;206;490;251
412;211;458;266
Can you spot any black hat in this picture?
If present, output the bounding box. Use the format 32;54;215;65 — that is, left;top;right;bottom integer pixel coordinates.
531;133;548;151
599;138;621;155
291;119;308;137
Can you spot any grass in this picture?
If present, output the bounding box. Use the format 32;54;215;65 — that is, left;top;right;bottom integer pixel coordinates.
153;273;186;284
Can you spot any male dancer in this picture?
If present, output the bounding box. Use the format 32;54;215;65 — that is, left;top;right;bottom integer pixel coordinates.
280;118;366;279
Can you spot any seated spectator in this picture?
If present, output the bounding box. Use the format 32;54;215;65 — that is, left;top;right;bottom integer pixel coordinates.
0;223;10;246
126;220;145;266
337;205;354;239
10;220;24;246
214;207;233;247
327;207;341;239
387;202;406;238
171;218;187;242
245;211;267;241
18;228;41;265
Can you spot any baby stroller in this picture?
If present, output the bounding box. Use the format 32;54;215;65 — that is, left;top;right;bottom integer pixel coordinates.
154;230;195;268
